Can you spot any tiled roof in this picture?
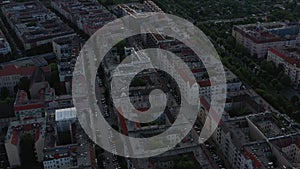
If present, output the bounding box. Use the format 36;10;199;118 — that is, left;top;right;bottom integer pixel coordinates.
198;80;211;87
269;48;300;68
0;65;50;76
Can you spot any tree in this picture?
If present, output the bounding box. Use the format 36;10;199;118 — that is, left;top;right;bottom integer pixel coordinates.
261;61;276;75
258;83;267;90
49;63;58;72
175;155;197;169
280;75;291;87
116;39;126;60
15;77;31;94
20;134;36;168
224;36;236;50
291;95;299;104
47;70;64;95
0;87;9;100
130;77;146;87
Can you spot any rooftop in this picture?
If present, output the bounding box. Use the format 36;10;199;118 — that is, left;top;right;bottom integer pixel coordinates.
233;22;300;43
5;118;46;145
14;90;44;111
144;0;163;13
44;114;96;168
0;64;50;77
0;56;48;67
55;107;77;122
248;112;300;138
2;1;74;46
52;0;115;35
223;117;252;148
270;134;300;164
269;46;300;68
242;141;274;169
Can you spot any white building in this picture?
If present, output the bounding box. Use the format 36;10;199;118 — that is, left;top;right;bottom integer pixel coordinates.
232;22;300;58
267;47;300;89
52;35;83;94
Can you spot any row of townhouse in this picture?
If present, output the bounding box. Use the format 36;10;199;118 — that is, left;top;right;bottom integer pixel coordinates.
51;0;115;36
1;1;74;50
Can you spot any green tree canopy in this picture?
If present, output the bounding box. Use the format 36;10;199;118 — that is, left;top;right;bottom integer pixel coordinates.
175;155;197;169
0;87;9;100
20;134;36;168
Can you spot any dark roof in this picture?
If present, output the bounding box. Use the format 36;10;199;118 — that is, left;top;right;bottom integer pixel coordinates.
0;102;14;118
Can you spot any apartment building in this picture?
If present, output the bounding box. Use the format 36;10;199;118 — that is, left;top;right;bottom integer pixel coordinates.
1;1;74;50
0;65;50;94
211;112;300;169
5;118;46;167
267;46;300;89
232;22;300;58
5;72;55;167
43;107;97;169
52;35;84;94
51;0;115;36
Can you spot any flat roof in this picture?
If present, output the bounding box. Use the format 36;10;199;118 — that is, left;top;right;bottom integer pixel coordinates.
233;22;300;43
55;107;77;121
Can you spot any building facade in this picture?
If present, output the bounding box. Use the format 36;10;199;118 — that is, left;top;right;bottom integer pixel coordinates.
267;46;300;89
51;0;115;36
232;22;300;58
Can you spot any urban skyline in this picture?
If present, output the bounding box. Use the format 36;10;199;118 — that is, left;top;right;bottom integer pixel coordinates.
0;0;299;169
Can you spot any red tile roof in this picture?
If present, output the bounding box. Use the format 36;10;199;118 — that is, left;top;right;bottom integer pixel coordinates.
14;103;44;111
198;80;211;87
11;129;18;145
10;123;42;145
23;124;33;131
0;65;50;76
269;48;300;68
243;148;262;169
